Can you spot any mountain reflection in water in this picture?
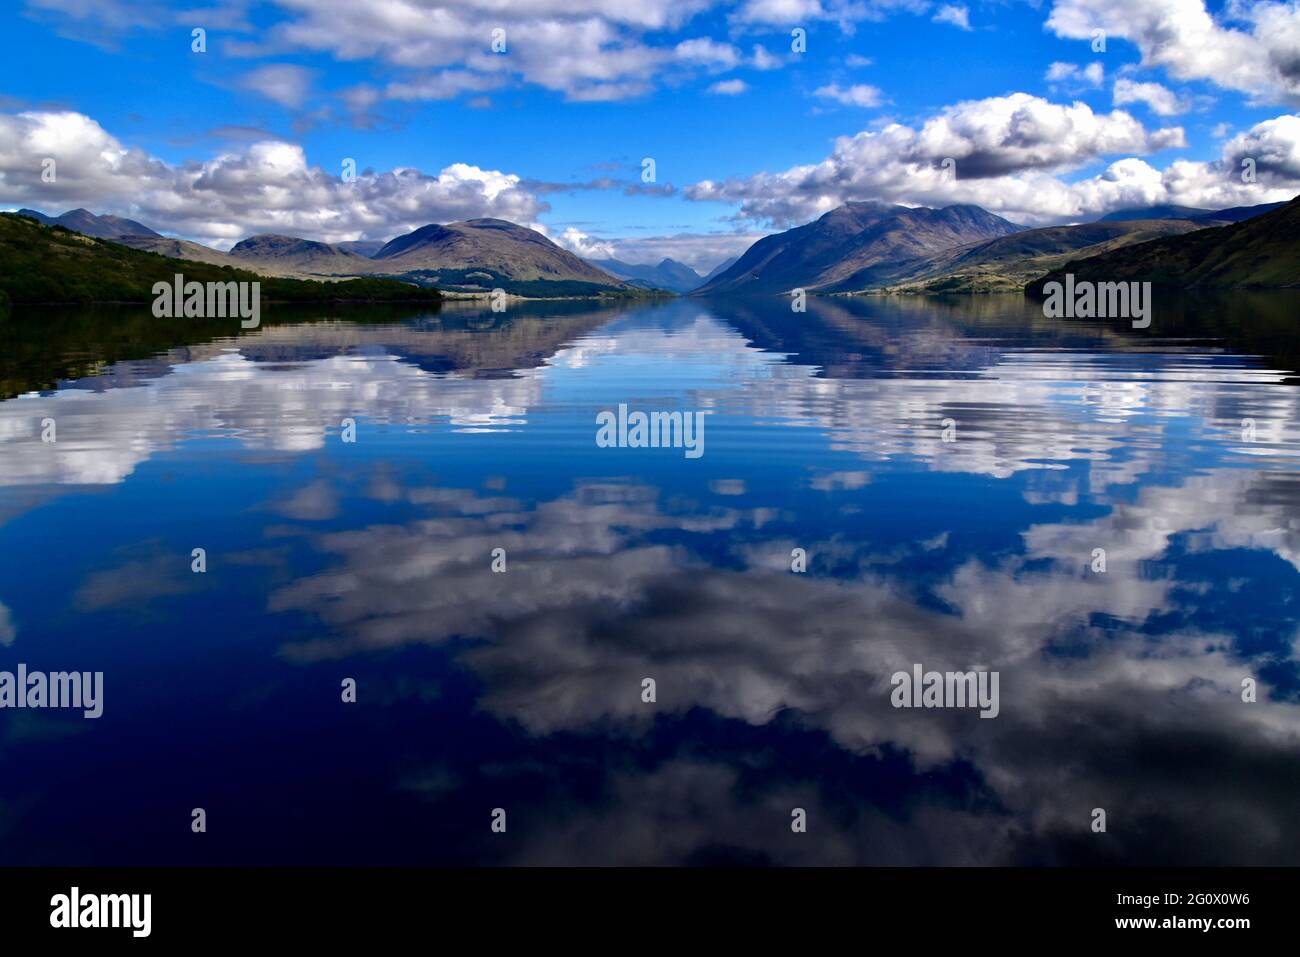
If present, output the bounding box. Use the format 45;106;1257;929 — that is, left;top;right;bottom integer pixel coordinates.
0;293;1297;866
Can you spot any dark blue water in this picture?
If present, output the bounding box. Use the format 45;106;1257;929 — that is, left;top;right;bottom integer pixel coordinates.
1;293;1298;865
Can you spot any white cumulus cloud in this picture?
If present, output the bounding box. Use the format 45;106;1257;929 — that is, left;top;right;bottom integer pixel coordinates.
0;109;547;246
1046;0;1300;106
687;92;1197;225
1113;78;1189;116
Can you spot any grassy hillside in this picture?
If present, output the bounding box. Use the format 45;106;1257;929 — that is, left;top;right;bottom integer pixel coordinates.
876;220;1205;294
0;213;442;305
1028;196;1300;293
114;235;249;269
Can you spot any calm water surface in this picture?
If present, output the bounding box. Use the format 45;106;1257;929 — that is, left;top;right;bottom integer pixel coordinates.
0;293;1298;865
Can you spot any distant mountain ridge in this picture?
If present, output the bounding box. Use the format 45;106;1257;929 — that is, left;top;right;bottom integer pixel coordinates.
18;207;160;240
1030;196;1300;291
0;212;441;308
338;239;386;257
1098;202;1284;225
878;218;1208;294
904;201;1287;293
16;197;1292;301
115;235;244;269
1098;205;1212;223
368;218;632;295
1189;202;1286;223
694;202;1024;295
589;257;702;292
700;257;739;285
13;210;634;296
228;234;373;275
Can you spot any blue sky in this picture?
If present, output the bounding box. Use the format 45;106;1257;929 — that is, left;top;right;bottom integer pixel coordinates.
1;0;1298;270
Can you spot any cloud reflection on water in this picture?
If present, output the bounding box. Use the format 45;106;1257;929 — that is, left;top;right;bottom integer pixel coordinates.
1;295;1298;864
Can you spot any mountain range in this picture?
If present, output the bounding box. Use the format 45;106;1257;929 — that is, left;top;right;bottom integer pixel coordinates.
18;207;160;240
876;219;1208;293
12;196;1296;302
1097;203;1285;224
1031;195;1300;291
700;257;739;285
228;234;374;274
588;257;703;293
16;208;639;296
0;212;442;308
695;198;1291;296
693;202;1024;295
17;207;735;294
365;218;631;296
